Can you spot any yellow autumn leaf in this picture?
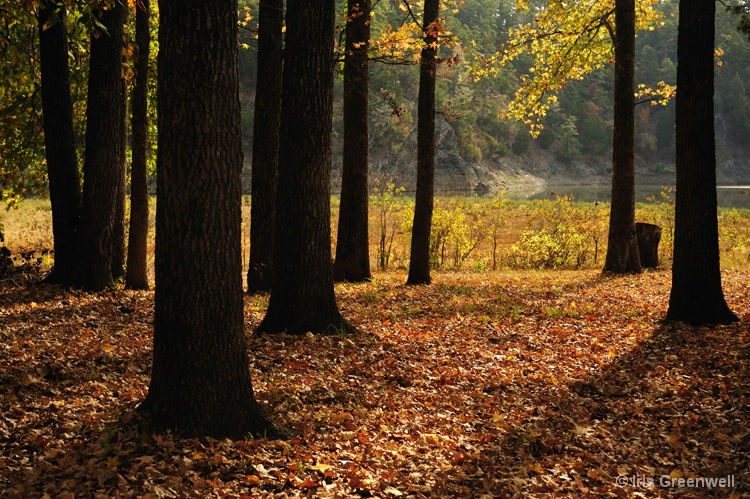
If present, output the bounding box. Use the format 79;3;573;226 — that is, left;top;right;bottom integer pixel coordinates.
330;411;350;423
308;463;330;473
420;433;440;445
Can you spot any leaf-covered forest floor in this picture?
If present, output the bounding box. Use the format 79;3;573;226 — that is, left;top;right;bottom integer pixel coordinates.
1;269;749;498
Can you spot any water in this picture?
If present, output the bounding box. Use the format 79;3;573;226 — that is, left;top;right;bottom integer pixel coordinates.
504;185;750;209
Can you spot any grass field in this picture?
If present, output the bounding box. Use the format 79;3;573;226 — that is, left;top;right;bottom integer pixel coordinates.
2;191;750;283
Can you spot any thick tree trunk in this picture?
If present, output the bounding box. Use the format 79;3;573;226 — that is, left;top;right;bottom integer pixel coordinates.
125;0;151;290
406;0;439;285
37;1;81;285
256;0;355;335
77;0;128;291
138;0;285;438
247;0;283;294
604;0;641;274
666;0;737;325
333;0;372;283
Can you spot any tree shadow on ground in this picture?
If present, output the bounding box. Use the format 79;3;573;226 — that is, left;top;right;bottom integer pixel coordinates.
2;272;748;497
0;283;154;492
473;320;750;496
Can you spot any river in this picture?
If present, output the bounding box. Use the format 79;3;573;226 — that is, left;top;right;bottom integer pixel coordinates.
504;185;750;209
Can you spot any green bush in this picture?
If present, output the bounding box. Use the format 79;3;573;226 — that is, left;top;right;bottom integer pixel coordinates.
510;196;607;269
511;130;531;155
371;180;408;270
536;128;556;149
429;198;485;269
718;208;750;270
512;227;588;268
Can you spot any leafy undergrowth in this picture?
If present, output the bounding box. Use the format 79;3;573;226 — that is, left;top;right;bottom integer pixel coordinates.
1;270;749;498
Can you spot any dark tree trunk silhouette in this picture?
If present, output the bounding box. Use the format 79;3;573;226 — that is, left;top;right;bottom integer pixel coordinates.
604;0;641;274
333;0;372;283
125;0;151;290
111;157;127;281
406;0;439;285
247;0;283;293
138;0;286;438
256;0;355;335
110;4;129;283
666;0;738;325
636;222;661;269
37;1;81;285
77;0;128;291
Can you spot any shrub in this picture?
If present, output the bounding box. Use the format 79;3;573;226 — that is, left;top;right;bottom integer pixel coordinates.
718;208;750;270
371;180;407;270
510;196;606;269
429;198;484;269
511;130;530;155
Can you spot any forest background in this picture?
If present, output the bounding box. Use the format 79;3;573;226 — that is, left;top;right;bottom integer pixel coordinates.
3;0;750;203
234;0;750;193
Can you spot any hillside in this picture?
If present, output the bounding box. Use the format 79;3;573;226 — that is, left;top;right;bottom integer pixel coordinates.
241;114;750;196
237;0;750;196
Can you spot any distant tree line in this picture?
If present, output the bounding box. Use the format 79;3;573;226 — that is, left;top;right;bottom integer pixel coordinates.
237;0;750;171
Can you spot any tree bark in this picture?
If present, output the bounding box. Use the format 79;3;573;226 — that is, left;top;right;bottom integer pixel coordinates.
37;1;82;286
256;0;355;335
247;0;283;294
111;155;127;281
666;0;738;325
138;0;286;439
635;222;661;269
406;0;440;285
333;0;372;283
604;0;641;274
125;0;151;290
77;0;128;291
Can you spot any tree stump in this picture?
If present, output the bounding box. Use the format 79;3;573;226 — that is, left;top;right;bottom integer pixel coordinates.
636;222;661;268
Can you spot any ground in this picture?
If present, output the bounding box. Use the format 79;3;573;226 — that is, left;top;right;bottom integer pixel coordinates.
0;269;748;497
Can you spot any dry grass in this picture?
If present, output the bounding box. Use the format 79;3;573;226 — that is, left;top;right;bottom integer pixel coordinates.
3;194;749;284
1;198;53;255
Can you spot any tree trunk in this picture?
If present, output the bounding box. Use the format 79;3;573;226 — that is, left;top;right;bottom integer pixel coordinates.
125;0;151;290
77;0;128;291
333;0;372;283
635;222;661;269
666;0;738;325
138;0;286;439
37;1;81;286
406;0;439;285
111;156;127;281
256;0;355;335
247;0;283;294
603;0;641;274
